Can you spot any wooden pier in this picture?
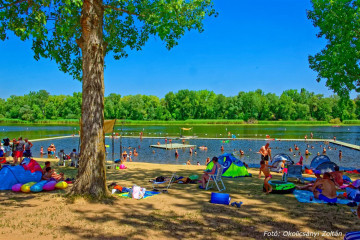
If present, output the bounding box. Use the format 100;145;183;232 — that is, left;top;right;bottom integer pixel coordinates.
150;143;196;150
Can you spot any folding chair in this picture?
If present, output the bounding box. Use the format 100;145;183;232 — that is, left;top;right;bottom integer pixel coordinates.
282;165;304;183
151;172;177;192
206;166;226;191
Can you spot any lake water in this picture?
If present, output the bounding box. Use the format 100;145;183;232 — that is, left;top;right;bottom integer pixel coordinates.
1;124;360;144
1;124;359;169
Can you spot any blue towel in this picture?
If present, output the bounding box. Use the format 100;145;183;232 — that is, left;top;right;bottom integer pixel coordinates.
303;177;317;182
293;190;350;204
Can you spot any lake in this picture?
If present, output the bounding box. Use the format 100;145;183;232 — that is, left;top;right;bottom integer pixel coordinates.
1;124;359;169
1;124;360;144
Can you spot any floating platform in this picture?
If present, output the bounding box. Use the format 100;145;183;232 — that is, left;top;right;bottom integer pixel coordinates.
150;143;196;150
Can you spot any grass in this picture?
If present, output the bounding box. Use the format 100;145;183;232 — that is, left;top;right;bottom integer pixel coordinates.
343;120;360;125
0;159;358;239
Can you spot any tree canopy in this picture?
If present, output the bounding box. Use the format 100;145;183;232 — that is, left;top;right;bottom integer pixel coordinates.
1;0;217;198
308;0;360;97
1;89;359;122
0;0;216;80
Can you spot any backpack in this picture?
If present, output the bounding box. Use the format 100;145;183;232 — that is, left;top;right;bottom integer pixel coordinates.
155;176;165;182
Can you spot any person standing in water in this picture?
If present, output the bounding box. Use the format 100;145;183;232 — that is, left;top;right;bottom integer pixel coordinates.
258;143;270;165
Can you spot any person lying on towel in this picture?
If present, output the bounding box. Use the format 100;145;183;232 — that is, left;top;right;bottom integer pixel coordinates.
312;172;337;204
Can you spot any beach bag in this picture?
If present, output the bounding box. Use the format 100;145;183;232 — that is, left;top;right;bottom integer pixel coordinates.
155;176;165;182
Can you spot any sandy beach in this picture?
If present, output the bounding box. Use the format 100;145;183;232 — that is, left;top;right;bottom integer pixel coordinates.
0;159;358;240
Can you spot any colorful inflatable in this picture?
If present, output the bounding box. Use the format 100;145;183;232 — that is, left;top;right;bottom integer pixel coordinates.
43;181;57;191
264;180;296;194
30;180;48;192
55;181;68;189
12;183;23;192
0;159;42;190
21;182;37;193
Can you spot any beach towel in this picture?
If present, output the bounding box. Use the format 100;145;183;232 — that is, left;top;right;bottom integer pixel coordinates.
293;190;350;204
116;191;160;199
303;177;317;182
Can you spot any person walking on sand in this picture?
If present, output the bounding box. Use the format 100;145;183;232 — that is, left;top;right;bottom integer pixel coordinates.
258;143;270;165
259;160;272;194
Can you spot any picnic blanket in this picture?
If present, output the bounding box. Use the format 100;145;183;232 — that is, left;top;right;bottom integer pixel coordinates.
293;190;350;204
116;191;160;199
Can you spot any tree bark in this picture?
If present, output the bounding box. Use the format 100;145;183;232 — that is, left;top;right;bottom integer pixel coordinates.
70;0;110;198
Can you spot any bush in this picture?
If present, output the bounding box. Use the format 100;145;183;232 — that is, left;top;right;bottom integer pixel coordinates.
246;118;258;124
329;118;341;124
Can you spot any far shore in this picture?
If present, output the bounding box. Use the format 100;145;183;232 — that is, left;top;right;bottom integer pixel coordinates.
1;118;360;126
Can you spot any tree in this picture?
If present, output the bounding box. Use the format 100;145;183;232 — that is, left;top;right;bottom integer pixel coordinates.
1;0;216;198
308;0;360;97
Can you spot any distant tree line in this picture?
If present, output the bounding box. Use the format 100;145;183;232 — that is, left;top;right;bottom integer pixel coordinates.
0;89;359;122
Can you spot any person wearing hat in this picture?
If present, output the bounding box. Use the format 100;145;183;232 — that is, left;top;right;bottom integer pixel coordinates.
296;170;322;191
2;138;11;159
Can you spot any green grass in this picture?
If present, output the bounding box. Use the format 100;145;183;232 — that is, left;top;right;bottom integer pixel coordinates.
0;118;79;125
343;120;360;124
257;120;329;125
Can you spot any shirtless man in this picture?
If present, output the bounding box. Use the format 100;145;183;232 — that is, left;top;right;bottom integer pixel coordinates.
330;166;343;187
259;160;272;194
312;173;337;204
258;143;270;165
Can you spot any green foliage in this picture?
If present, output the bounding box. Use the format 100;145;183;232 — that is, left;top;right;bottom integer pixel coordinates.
1;90;359;122
308;0;360;97
0;0;216;80
343;119;360;124
329;118;341;124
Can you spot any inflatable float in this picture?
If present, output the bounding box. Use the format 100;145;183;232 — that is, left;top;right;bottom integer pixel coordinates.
0;158;42;190
263;180;296;194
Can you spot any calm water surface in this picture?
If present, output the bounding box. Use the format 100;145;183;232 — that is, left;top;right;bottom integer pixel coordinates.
1;124;359;169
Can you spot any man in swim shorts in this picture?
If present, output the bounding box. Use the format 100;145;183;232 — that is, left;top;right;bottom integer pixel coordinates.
14;137;25;164
312;172;337;204
258;143;270;165
259;160;272;194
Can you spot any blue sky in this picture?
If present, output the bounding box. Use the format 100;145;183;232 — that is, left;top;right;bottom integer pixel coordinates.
0;0;356;99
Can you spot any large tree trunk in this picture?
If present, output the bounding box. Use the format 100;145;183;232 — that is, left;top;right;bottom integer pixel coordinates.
70;0;110;198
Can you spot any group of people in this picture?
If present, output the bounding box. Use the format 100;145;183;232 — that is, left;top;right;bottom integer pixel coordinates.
42;161;65;182
0;137;33;165
41;144;56;157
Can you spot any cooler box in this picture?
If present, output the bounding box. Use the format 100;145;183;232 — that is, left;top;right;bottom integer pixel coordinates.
210;192;230;205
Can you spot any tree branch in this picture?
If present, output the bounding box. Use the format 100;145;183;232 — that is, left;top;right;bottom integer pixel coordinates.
0;0;28;10
103;5;142;17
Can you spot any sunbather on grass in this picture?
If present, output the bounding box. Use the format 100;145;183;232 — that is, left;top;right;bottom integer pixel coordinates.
312;172;337;204
199;157;220;189
296;170;322;191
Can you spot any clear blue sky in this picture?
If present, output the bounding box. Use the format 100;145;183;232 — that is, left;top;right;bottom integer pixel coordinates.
0;0;356;99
